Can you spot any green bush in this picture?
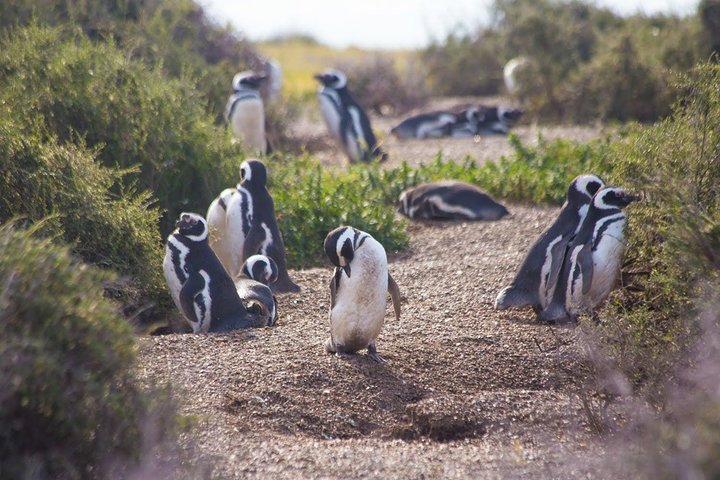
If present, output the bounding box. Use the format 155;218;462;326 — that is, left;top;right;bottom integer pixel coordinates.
0;119;168;319
0;225;179;479
337;54;428;115
588;62;720;401
0;25;245;234
566;35;674;123
269;156;409;268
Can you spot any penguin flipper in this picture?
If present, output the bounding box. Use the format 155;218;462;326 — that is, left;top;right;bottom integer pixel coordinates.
329;267;342;310
578;244;594;295
546;237;572;293
179;269;207;332
242;224;265;260
387;272;401;321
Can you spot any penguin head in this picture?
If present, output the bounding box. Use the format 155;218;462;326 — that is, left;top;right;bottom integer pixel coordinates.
241;254;279;285
175;212;208;241
397;189;412;216
498;106;524;123
324;226;368;277
568;174;605;206
232;71;268;92
313;69;347;90
593;186;641;210
465;107;485;124
240;159;268;187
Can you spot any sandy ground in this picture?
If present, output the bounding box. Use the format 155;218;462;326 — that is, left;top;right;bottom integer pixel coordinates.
137;101;612;478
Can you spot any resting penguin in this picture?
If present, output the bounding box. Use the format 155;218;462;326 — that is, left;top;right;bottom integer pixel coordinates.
206;188;237;273
224;71;270;154
226;159;300;293
398;181;509;221
474;106;524;135
390;111;460;139
323;226;402;363
540;186;640;323
314;69;386;163
235;254;279;327
495;174;605;313
163;212;255;333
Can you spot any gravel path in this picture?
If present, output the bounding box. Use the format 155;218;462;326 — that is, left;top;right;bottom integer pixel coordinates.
138;207;609;478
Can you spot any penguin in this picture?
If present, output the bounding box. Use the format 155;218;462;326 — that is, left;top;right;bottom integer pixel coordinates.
314;69;386;163
503;57;530;96
390;111;460;139
323;226;402;363
495;174;605;313
235;254;279;327
474;106;524;135
206;188;237;273
398;181;509;221
449;107;485;137
162;212;255;333
539;186;640;323
226;159;300;293
224;71;270;154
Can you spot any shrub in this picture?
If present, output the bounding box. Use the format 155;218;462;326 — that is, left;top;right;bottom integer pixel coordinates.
0;225;179;479
269;156;409;267
565;35;674;123
422;29;505;96
0;25;245;234
0;119;168;320
337;54;428;115
587;62;720;402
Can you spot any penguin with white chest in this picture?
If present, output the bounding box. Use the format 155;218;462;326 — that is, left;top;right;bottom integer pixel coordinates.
163;212;257;333
540;186;640;323
495;174;605;313
398;181;509;221
206;188;237;272
226;159;300;293
324;226;402;363
314;69;386;163
235;254;279;327
224;71;270;154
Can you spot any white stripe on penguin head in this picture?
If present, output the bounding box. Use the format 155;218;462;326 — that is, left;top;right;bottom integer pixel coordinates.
240;161;252;183
185;215;209;242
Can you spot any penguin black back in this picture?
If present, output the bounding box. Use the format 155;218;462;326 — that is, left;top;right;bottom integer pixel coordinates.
238;159;300;293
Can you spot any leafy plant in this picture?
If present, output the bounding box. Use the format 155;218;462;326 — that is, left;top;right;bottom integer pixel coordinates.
0;224;180;479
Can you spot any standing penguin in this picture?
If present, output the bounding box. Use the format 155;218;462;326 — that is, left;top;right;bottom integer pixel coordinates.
224;71;270;154
235;254;279;327
540;187;639;323
324;226;402;363
163;212;255;333
314;69;386;163
495;174;605;313
226;159;300;293
206;188;237;273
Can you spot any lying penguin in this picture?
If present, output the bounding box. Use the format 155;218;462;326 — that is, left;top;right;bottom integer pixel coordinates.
495;174;604;313
390;105;522;139
398;181;509;221
540;186;640;323
324;226;401;363
235;254;279;327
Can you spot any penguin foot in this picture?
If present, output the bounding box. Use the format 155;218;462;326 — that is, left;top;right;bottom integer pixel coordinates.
367;343;385;363
325;337;337;354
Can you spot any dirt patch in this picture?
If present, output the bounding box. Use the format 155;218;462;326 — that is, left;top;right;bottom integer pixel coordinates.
137;203;611;478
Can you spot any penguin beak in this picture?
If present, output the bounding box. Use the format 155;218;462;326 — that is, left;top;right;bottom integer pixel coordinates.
343;264;351;278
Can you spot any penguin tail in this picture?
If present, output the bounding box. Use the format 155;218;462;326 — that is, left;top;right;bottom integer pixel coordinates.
494;285;532;310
